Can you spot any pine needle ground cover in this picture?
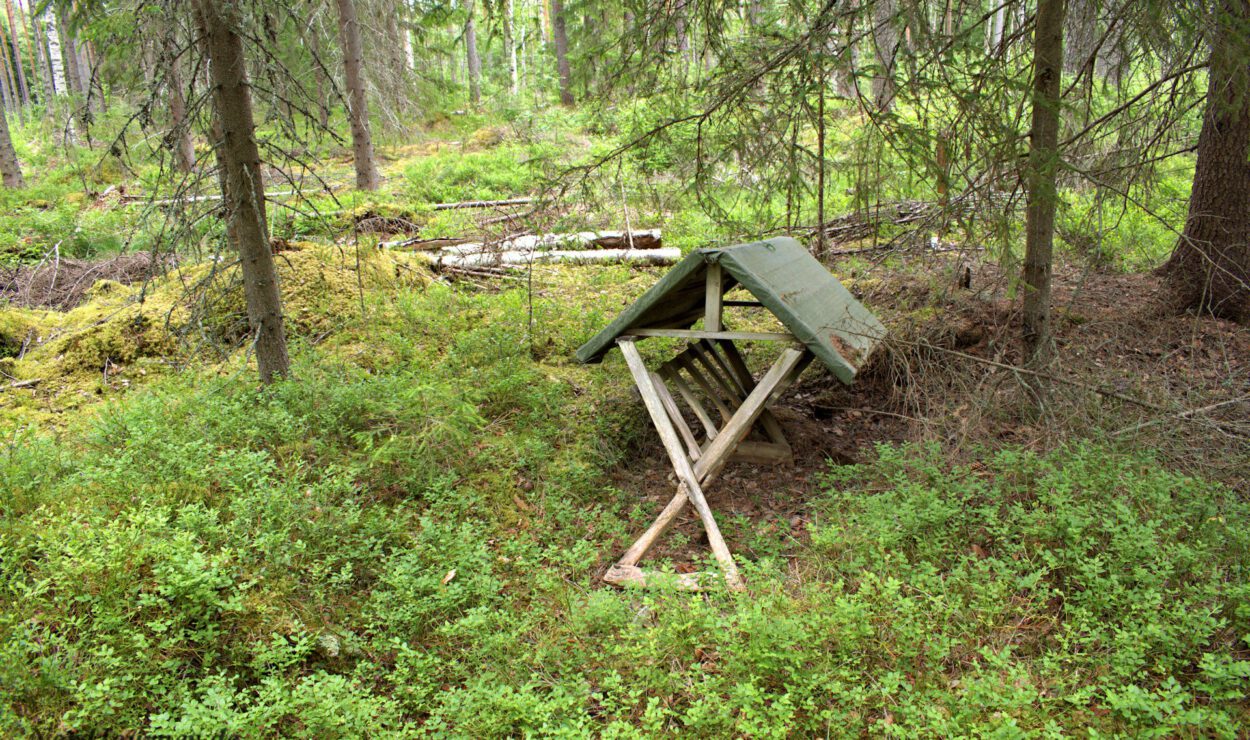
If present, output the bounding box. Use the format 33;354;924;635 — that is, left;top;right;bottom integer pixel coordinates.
2;256;1247;736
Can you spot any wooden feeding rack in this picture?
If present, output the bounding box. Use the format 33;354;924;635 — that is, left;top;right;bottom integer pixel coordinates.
576;237;887;590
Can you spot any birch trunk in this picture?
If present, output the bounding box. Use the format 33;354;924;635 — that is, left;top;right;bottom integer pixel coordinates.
44;11;65;95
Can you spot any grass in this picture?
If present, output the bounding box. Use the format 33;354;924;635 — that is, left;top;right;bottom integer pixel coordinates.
1;101;1246;736
2;256;1248;735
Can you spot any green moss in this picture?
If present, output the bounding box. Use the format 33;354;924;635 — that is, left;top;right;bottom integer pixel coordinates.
0;244;432;425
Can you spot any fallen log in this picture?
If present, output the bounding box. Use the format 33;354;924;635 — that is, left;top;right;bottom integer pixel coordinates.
433;197;533;211
412;247;679;268
380;235;474;250
384;229;661;253
122;191;298;206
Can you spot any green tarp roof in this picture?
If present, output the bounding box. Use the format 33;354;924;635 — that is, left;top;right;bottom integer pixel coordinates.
575;237;887;384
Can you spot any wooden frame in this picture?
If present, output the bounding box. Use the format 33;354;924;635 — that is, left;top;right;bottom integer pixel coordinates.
579;241;887;590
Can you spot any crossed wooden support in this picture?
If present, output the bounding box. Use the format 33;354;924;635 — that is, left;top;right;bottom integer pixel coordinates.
605;336;813;590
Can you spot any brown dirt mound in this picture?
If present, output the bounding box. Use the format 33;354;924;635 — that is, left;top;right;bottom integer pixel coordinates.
1;252;177;311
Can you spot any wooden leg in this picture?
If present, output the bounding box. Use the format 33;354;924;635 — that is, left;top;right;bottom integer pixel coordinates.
620;339;744;590
610;342;811;588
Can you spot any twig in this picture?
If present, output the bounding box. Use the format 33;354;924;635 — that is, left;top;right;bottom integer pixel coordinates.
884;336;1167;411
1112;396;1250;437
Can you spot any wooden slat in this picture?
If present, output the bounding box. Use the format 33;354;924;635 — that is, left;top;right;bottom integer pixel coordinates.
676;353;735;423
692;340;746;399
661;364;720;438
618;339;745;590
627;329;795;341
652;371;701;462
697;348;811;474
717;340;792;450
729;440;793;465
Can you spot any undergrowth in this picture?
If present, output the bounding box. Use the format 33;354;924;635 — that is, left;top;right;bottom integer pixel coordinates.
2;265;1247;736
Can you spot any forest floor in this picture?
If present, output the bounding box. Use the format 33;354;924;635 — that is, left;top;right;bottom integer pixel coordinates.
2;126;1248;736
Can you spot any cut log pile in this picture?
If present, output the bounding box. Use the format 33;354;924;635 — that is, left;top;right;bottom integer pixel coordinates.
386;228;676;267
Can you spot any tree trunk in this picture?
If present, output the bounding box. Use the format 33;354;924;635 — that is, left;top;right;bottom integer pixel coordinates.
1162;0;1250;321
306;14;331;130
0;21;16;112
1021;0;1065;402
816;73;827;258
503;0;518;95
4;0;29;106
44;11;65;96
192;0;291;384
25;3;53;104
870;0;899;111
84;42;103;114
464;0;482;106
167;66;195;173
0;91;22;187
551;0;573;105
56;9;88;140
334;0;380;190
57;11;84;97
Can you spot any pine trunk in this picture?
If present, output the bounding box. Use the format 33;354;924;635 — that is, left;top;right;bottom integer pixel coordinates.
1163;0;1250;321
334;0;380;190
0;91;22;187
871;0;898;111
4;0;28;106
551;0;573;105
1021;0;1065;400
25;3;52;104
192;0;290;384
167;55;195;173
0;21;16;112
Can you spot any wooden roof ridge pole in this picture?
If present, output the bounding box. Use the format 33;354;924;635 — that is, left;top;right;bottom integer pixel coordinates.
619;338;744;590
613;340;811;584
